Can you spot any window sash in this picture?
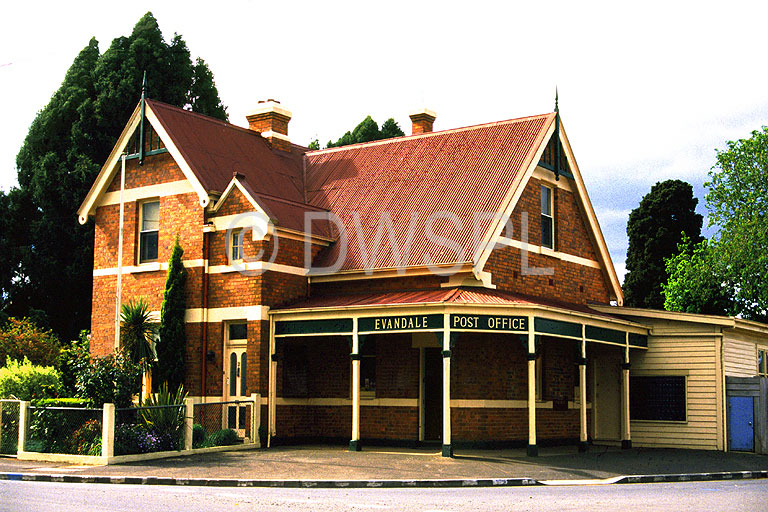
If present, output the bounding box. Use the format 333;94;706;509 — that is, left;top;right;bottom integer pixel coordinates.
139;201;159;263
541;186;554;249
231;230;244;261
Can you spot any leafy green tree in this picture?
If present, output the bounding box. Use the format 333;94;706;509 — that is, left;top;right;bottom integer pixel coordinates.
326;115;404;148
58;330;90;397
0;318;61;368
623;180;703;309
0;357;61;400
703;127;768;321
662;236;734;315
156;238;187;389
120;298;156;372
3;12;228;343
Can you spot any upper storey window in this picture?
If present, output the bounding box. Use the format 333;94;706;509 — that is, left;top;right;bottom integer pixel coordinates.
139;200;159;263
541;185;554;249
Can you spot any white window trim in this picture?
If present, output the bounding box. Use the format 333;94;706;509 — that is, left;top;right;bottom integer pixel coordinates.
138;199;160;264
230;228;244;263
541;185;554;250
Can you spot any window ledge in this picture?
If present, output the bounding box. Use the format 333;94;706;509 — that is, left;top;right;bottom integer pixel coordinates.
134;262;161;273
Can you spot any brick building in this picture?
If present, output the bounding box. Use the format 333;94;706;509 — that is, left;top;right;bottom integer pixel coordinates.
78;97;768;456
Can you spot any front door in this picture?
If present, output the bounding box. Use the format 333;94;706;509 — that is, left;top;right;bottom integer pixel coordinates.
225;347;248;435
728;396;755;452
423;348;443;442
593;349;621;441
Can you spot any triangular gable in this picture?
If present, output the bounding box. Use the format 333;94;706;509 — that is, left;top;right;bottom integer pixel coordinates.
474;117;624;304
77;101;211;224
212;175;276;219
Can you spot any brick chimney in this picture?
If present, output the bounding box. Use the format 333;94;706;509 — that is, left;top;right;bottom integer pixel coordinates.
246;99;292;152
409;108;437;135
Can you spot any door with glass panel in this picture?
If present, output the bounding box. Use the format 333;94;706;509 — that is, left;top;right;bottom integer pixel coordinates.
224;323;248;436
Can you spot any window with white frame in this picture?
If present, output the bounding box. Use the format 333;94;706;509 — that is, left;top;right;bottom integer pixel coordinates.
230;229;244;262
139;200;159;263
541;185;554;249
758;348;767;377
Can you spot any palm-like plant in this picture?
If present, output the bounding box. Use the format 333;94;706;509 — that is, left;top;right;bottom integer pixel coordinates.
120;298;156;372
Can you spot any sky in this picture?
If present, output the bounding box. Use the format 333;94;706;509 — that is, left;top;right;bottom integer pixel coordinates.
2;1;767;282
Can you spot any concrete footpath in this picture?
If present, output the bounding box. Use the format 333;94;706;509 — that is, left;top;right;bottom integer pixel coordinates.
1;445;767;488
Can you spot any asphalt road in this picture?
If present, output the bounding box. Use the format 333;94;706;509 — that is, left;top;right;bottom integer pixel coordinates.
2;480;767;511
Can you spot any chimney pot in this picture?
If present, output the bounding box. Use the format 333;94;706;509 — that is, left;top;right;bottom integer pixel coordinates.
409;108;437;135
246;100;293;151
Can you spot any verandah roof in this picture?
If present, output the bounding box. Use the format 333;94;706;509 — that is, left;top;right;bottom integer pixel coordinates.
270;287;648;348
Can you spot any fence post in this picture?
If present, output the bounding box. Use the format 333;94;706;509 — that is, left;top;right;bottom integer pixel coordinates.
102;403;115;459
17;401;29;454
184;397;195;451
251;393;261;447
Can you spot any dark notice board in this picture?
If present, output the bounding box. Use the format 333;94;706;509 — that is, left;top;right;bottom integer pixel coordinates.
630;376;686;422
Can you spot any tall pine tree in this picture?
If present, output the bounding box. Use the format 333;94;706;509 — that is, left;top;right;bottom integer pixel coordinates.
156;238;187;390
623;180;703;309
3;12;227;341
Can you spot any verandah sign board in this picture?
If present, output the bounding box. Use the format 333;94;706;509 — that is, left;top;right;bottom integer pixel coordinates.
359;314;443;332
451;314;527;332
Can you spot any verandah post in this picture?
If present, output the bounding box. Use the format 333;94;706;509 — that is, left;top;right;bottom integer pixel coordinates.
527;316;538;457
621;338;632;449
579;326;588;452
441;313;452;458
349;318;361;451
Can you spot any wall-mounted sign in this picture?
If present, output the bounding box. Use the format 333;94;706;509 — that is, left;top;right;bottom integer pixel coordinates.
450;314;527;332
359;314;443;332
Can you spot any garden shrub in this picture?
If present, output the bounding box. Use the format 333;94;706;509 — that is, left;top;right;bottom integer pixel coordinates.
114;423;162;455
58;331;90;397
0;357;61;400
71;419;102;456
0;318;61;369
27;398;95;454
192;423;206;448
0;402;19;454
75;351;141;408
140;383;187;451
203;428;240;447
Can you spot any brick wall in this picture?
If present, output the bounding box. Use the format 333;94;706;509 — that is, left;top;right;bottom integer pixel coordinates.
485;177;612;304
90;153;203;355
452;333;527;400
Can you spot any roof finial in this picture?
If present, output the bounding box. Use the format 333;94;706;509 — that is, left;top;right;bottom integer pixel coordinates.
141;71;147;100
555;86;559;114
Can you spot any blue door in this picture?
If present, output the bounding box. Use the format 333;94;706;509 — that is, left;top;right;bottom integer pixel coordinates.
728;396;754;451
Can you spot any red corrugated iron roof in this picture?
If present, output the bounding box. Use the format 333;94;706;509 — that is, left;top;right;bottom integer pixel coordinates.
148;99;307;203
148;100;556;272
304;114;555;271
276;286;620;320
